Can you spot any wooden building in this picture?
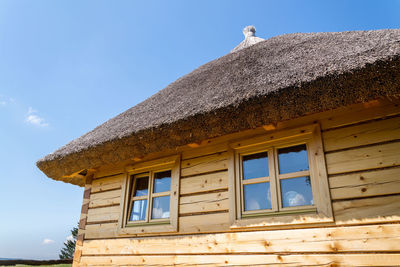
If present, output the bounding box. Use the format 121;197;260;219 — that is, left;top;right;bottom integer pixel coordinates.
37;27;400;266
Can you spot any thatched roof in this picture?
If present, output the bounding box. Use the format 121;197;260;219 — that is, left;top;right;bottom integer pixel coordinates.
37;28;400;186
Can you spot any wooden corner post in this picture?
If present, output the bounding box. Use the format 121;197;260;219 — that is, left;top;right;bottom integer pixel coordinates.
73;174;93;267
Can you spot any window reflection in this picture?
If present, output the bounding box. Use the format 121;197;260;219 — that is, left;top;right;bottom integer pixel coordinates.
278;144;309;174
280;176;313;208
129;199;147;221
153;171;171;193
243;182;271;211
242;152;269;180
152;196;170;219
134;176;149;196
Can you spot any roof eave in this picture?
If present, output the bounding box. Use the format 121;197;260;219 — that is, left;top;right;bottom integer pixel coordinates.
37;56;400;185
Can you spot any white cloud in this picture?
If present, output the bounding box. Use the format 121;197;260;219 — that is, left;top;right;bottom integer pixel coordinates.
66;235;74;242
25;107;49;127
42;238;55;245
284;191;307;207
0;95;15;106
0;96;7;106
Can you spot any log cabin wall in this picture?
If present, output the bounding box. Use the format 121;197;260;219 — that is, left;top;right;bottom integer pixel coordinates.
75;98;400;266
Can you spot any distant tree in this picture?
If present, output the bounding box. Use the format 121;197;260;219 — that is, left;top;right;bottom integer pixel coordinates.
59;224;78;259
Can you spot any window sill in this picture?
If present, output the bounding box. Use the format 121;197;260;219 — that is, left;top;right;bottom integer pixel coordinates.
230;211;334;230
126;220;170;227
242;207;317;218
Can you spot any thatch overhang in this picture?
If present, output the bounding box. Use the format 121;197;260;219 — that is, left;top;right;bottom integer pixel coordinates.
37;29;400;186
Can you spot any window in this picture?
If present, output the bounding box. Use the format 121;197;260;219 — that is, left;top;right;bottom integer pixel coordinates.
228;124;333;228
118;155;180;235
128;170;171;222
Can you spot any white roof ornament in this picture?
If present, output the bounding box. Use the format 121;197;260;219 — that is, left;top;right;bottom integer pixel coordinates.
243;25;256;38
231;25;265;53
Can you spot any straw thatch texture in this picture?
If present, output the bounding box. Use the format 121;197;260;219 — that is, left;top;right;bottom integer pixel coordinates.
37;29;400;185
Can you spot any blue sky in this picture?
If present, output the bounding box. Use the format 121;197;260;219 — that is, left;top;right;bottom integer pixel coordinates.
0;0;399;260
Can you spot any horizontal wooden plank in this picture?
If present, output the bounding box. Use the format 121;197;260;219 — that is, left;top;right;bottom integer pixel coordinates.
326;141;400;175
179;191;229;214
85;223;118;239
91;174;124;193
180;171;228;195
323;116;400;152
126;155;179;173
93;168;124;179
262;99;399;134
89;189;121;201
319;98;400;130
87;205;120;223
333;194;400;224
79;253;400;266
330;167;400;200
89;189;121;208
179;212;230;233
181;152;227;177
182;142;228;161
84;213;231;239
89;196;120;209
81;223;400;255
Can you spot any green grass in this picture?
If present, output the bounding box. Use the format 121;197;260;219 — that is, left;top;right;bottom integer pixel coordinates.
2;265;71;267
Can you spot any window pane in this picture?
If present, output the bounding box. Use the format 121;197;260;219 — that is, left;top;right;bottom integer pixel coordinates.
153;171;171;193
243;182;271;211
129;199;147;221
242;152;269;180
151;196;170;219
278;144;309;174
133;176;149;196
281;176;313;208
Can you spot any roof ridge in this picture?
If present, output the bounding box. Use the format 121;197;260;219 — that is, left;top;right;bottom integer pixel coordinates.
231;25;265;53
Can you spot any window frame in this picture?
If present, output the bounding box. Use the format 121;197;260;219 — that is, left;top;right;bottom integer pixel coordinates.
118;155;180;235
228;124;333;229
127;169;171;224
